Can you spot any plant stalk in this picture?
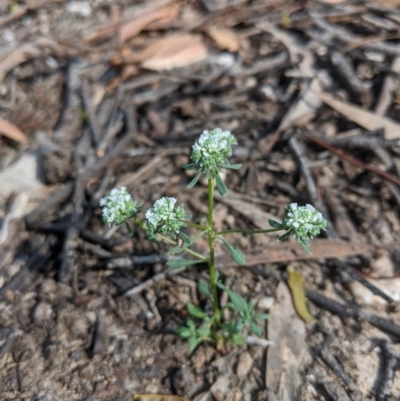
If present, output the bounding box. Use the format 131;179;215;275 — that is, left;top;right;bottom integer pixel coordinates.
207;177;221;326
215;227;283;236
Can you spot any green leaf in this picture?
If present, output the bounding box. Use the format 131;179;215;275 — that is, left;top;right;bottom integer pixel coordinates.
231;333;245;345
175;326;191;339
182;162;198;170
169;230;207;255
198;279;211;299
298;238;312;255
179;231;191;244
145;231;158;242
255;313;269;320
268;219;283;228
225;289;248;314
125;221;134;236
220;163;242;170
215;174;228;196
187;303;207;319
166;259;205;269
187;319;196;332
277;231;291;242
249;320;262;336
167;245;184;255
197;323;212;339
187;172;202;188
248;298;254;312
219;238;246;266
188;336;200;353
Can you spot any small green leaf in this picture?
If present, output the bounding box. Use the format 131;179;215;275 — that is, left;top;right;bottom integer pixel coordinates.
145;231;158;242
298;238;312;255
175;326;191;339
219;238;246;266
215;174;228;196
187;303;207;319
167;245;184;255
187;172;202;188
231;333;245;345
188;336;200;353
225;289;248;314
248;298;254;312
198;279;211;299
166;259;205;269
268;219;283;228
255;313;269;320
179;231;191;244
249;320;262;336
187;319;196;332
220;163;242;170
169;230;207;255
182;162;198;170
197;323;212;339
277;231;291;242
231;248;245;265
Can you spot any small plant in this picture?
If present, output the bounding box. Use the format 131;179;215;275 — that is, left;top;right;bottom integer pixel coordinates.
100;128;327;352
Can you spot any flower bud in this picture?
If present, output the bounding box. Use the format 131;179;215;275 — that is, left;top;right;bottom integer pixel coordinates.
281;203;327;250
145;197;189;236
100;187;139;227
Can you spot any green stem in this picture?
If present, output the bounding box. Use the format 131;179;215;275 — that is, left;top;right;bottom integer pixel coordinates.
157;233;207;261
180;220;208;230
133;218;207;261
215;227;284;236
208;177;221;326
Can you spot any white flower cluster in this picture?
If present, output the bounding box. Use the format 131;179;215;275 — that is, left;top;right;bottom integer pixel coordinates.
191;128;237;173
145;197;188;236
282;203;326;241
100;187;138;227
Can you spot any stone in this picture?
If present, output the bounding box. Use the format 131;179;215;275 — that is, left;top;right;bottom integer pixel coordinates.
236;351;253;378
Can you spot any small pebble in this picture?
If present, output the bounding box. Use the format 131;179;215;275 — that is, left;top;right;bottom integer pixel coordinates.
66;1;92;17
257;296;274;310
236;351;253;378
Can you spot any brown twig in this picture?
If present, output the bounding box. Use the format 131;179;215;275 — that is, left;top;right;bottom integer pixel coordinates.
124;266;188;297
306;135;400;187
306;289;400;338
80;78;101;148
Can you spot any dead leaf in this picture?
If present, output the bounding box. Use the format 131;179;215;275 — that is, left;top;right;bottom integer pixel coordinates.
119;4;180;44
287;266;314;322
0;37;69;83
319;92;400;141
0;151;55;214
140;34;208;71
207;26;240;52
0;117;27;144
0;44;40;82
